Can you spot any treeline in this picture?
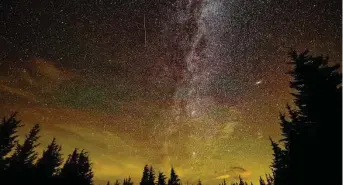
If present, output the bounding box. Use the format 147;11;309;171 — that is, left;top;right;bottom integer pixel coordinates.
0;115;93;185
0;50;341;185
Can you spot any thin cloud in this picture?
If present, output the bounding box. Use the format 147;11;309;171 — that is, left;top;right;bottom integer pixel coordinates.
214;167;252;181
0;84;37;101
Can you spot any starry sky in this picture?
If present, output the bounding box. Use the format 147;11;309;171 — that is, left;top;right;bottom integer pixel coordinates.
0;0;341;184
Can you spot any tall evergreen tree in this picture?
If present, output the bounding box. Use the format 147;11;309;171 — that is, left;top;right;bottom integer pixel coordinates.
167;168;180;185
61;148;79;178
78;150;94;185
36;138;63;184
140;165;150;185
269;137;288;185
8;124;40;183
0;113;22;175
290;50;341;185
0;113;22;160
272;50;342;185
157;172;167;185
60;149;94;185
148;166;156;185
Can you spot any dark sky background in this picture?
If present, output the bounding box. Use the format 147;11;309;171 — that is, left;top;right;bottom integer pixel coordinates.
0;0;341;184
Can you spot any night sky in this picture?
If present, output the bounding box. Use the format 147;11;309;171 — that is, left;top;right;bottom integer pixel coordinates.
0;0;341;184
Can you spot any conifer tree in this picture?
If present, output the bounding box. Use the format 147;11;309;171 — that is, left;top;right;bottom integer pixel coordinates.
60;148;79;185
0;113;21;161
107;181;111;185
238;176;244;185
10;124;40;167
8;124;40;183
60;149;94;185
168;168;180;185
77;150;94;185
36;138;63;183
272;50;342;185
148;166;156;185
269;137;287;185
140;165;150;185
115;180;121;185
0;113;22;175
157;172;167;185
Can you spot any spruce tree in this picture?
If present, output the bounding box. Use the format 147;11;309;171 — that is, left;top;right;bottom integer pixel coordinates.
0;113;22;175
8;124;40;183
167;168;180;185
140;165;150;185
0;113;22;160
36;138;63;184
272;50;342;185
78;150;94;185
157;172;166;185
148;166;156;185
60;149;94;185
269;137;287;185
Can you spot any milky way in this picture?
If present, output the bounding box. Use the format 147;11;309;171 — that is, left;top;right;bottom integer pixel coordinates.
0;0;341;184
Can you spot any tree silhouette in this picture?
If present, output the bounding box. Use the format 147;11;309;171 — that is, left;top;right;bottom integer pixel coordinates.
78;150;94;184
36;138;63;184
123;177;134;185
157;172;167;185
0;113;22;175
60;149;94;185
238;176;244;185
148;166;156;185
115;180;121;185
60;148;79;180
271;50;342;185
269;137;287;185
231;176;252;185
168;168;180;185
8;124;40;183
264;174;273;185
259;177;265;185
140;165;150;185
